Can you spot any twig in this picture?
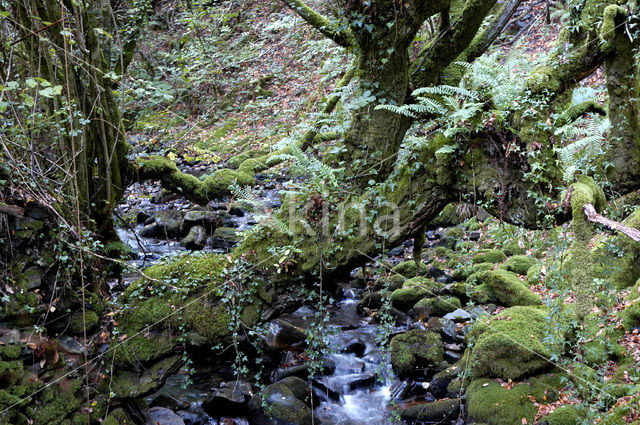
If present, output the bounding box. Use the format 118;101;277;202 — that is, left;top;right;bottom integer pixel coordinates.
10;18;67;46
583;204;640;242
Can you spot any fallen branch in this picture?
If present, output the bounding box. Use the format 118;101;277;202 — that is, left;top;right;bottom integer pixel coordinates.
583;203;640;242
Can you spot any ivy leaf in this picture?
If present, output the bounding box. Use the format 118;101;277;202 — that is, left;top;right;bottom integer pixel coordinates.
38;85;62;98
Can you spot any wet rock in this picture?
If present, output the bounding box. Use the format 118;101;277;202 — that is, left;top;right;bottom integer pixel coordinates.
19;266;42;290
269;319;307;349
180;225;206;250
347;373;377;391
312;378;340;401
229;207;245;217
388;246;404;256
24;205;48;220
444;350;462;363
248;377;313;425
148;407;185;425
202;380;253;417
430;364;461;398
139;223;161;238
398;398;460;423
150;394;190;411
58;336;86;354
211;227;240;249
390;330;443;379
425;266;445;279
443;308;471;323
274;358;335;381
413;296;462;319
110;355;182;398
469;230;481;241
357;291;383;313
182;210;222;233
0;329;21;345
341;338;366;357
438;318;465;343
176;411;205;425
136;210;153;224
155;210;185;238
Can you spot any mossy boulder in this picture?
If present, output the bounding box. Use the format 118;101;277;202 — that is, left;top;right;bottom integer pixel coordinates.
398;398;460;422
539;405;581;425
466;375;561;425
501;255;537;275
112;254;243;366
526;263;544;285
468;270;541;307
390;329;443;378
592;207;640;288
472;249;507;264
468;306;553;380
372;274;405;291
109;355;182;399
413;296;461;318
432;203;462;226
620;278;640;329
248;377;312;425
390;260;428;277
391;277;444;310
67;310;99;335
503;241;526;256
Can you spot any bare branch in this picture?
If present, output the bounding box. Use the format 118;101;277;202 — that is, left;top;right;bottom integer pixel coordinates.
280;0;355;48
583;204;640;242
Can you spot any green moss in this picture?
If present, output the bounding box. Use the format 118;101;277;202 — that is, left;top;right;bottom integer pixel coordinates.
526;263;544;285
68;310;98;334
391;277;444;310
0;346;21;360
390;329;443;378
432;203;462;227
373;274;405;291
592;208;640;289
468;306;553;380
413;296;461;318
113;253;237;365
501;255;537;275
102;408;133;425
540;405;581;425
472;249;507;264
391;260;428;277
466;375;561;425
503;241;526;256
620;279;640;329
444;226;464;239
32;381;82;425
469;270;541;307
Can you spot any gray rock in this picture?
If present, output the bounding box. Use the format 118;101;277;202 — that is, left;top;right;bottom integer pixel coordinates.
274;358;335;381
58;336;86;354
182;210;222;233
139;223;161;238
155;210;185;237
443;308;471;323
211;227;240;249
148;407;185;425
202;380;253;417
180;225;206;250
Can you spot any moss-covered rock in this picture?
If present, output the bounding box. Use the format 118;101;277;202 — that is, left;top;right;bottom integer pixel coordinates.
112;253;243;365
390;260;428;277
390;329;443;378
472;249;507;264
468;306;553;380
466;375;561;425
398;398;460;422
526;263;544;285
372;274;405;291
620;278;640;329
109;355;182;399
539;405;581;425
592;207;640;289
391;277;444;310
468;270;541;307
413;296;461;318
503;241;526;256
501;255;537;275
248;377;312;425
67;310;99;335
